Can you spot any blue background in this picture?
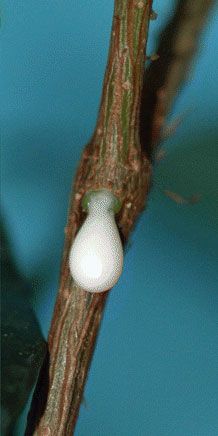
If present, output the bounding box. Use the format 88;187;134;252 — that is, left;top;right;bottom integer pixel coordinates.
2;1;218;435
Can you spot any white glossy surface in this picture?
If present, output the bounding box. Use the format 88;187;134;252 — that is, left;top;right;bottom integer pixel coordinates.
69;190;123;292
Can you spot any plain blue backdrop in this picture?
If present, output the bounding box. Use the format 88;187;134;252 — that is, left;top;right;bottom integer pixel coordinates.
2;1;218;435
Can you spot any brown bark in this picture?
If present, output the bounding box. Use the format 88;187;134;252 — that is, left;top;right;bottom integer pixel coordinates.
26;1;214;434
26;2;153;435
140;0;215;157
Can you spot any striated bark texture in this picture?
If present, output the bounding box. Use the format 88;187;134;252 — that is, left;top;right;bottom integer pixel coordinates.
26;1;153;435
26;0;214;434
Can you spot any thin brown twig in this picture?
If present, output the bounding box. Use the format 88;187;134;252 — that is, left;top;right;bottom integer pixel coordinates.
26;2;153;435
140;0;215;157
26;0;214;434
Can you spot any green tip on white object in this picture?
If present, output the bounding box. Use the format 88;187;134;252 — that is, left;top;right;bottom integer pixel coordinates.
69;189;123;293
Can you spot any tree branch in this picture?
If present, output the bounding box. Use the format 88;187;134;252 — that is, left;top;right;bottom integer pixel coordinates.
26;1;214;434
140;0;215;157
26;1;153;435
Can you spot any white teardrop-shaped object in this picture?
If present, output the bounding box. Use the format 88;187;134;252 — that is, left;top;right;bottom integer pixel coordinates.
69;190;123;293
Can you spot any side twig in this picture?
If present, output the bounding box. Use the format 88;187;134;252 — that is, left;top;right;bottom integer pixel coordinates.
140;0;215;157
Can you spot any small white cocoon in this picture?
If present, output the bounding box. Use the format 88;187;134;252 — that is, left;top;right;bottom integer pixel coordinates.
69;190;123;293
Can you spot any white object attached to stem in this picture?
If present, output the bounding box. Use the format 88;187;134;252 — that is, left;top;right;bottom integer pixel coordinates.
69;189;123;293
